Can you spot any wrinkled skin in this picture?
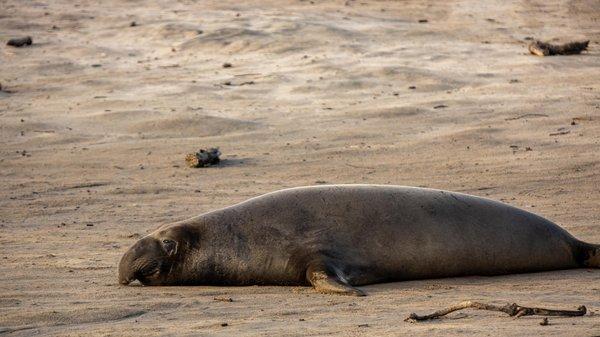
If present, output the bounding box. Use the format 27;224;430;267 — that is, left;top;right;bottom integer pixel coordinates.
118;185;600;295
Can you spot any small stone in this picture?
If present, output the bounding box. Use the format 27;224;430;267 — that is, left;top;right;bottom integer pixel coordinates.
213;297;233;302
7;36;32;47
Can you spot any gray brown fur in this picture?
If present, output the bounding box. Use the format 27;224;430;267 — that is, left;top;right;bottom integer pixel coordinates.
118;185;599;295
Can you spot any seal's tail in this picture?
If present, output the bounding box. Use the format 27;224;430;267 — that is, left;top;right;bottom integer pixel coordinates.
579;242;600;268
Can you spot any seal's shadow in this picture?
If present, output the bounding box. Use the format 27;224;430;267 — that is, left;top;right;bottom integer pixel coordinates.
361;269;594;295
214;157;252;167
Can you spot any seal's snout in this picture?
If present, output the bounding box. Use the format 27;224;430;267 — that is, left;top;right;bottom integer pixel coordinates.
118;243;139;286
119;275;132;285
118;262;135;286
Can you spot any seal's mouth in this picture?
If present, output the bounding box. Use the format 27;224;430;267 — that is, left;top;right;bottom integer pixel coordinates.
119;265;161;286
118;268;137;285
119;277;133;285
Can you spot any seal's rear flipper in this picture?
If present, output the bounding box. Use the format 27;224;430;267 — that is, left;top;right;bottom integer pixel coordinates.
306;263;365;296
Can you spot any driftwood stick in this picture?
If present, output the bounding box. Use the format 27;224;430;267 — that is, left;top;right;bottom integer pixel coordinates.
528;40;589;56
405;301;586;322
185;147;221;168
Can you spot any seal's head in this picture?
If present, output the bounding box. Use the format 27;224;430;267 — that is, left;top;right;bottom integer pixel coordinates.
118;226;193;286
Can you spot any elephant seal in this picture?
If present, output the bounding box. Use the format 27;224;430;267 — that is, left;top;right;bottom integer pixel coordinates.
118;185;599;296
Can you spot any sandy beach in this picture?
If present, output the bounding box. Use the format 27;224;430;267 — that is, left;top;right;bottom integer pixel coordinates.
1;0;599;335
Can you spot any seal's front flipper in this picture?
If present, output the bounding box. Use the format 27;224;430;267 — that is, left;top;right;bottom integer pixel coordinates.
306;264;365;296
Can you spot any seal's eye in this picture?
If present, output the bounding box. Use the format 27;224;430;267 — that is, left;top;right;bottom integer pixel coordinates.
161;239;177;256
